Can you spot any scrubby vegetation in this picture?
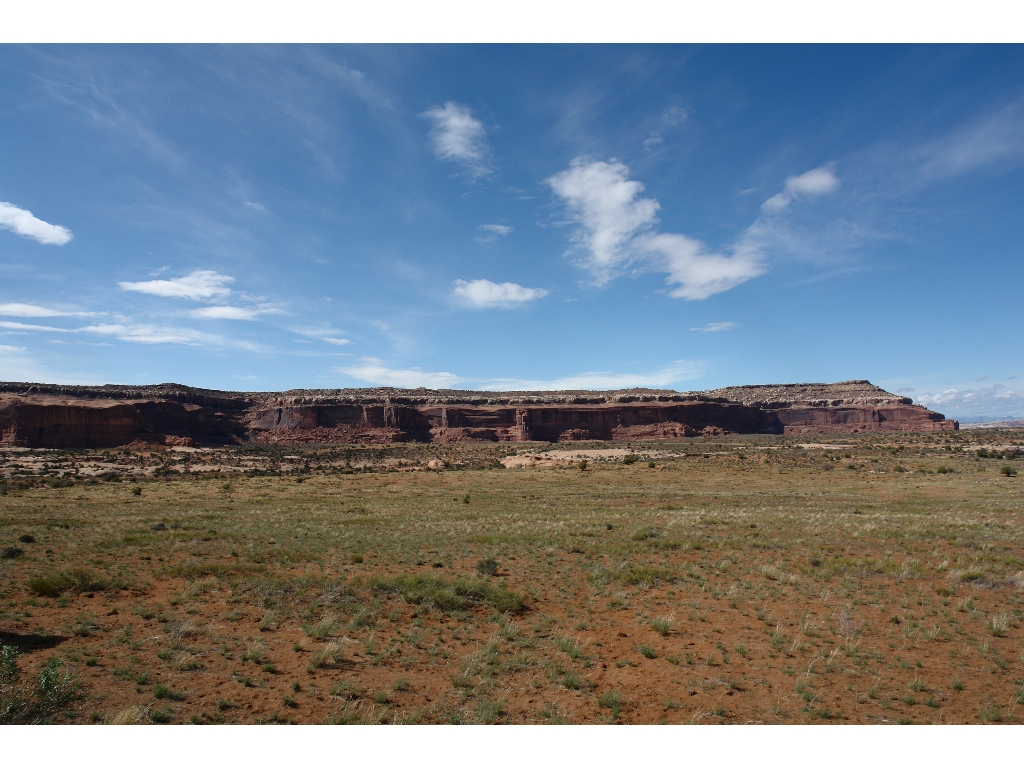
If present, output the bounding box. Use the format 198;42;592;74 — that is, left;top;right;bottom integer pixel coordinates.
0;429;1022;723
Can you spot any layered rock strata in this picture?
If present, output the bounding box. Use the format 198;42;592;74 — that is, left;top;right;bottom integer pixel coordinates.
0;379;957;449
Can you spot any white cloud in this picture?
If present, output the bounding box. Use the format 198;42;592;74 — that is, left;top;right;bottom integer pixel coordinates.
243;200;266;211
189;306;262;321
0;320;72;332
334;357;705;392
77;322;259;350
335;357;464;389
476;224;513;243
690;321;738;332
548;158;766;299
546;159;660;285
452;279;548;309
915;384;1024;419
0;201;73;245
919;102;1024;179
0;344;27;354
118;270;234;300
761;165;839;212
481;360;704;391
0;303;96;318
640;233;765;300
290;325;352;346
421;102;490;178
643;106;688;151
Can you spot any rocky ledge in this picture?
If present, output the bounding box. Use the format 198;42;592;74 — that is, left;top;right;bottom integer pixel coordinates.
0;380;957;449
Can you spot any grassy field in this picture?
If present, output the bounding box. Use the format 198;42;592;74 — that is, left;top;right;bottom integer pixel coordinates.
1;429;1023;724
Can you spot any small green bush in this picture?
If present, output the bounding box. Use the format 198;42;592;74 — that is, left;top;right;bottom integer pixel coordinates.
1;645;80;724
26;568;124;597
622;455;638;465
368;573;525;614
1001;466;1017;477
475;557;499;577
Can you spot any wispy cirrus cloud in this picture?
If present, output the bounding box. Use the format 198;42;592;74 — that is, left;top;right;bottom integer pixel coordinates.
452;279;548;309
336;357;463;389
0;201;73;245
188;305;281;321
118;270;234;300
476;224;512;243
0;303;97;318
78;322;260;350
290;325;352;347
690;322;738;332
481;360;704;391
643;105;688;151
422;102;490;179
0;320;72;333
334;358;704;392
917;101;1024;180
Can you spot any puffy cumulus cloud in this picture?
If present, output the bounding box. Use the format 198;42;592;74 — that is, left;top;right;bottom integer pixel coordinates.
452;279;548;309
761;165;839;213
0;303;96;318
476;224;512;243
335;357;464;389
640;233;765;301
546;159;660;285
482;360;704;391
915;384;1024;419
0;202;73;245
548;158;765;299
422;102;490;178
690;321;738;332
118;270;234;300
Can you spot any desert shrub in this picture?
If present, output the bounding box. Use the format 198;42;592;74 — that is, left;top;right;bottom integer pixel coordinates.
476;557;499;577
2;547;24;560
651;616;674;636
622;455;638;465
1001;466;1017;477
936;466;953;474
18;534;35;544
1;645;80;724
597;690;622;718
631;527;662;542
367;573;525;614
27;569;123;597
614;565;676;586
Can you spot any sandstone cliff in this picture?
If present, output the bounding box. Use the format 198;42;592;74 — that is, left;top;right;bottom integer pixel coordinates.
0;380;957;449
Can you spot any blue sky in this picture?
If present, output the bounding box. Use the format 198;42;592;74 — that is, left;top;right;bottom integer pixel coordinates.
1;44;1022;418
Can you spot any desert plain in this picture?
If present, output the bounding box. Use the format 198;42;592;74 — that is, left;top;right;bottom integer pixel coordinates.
2;430;1023;724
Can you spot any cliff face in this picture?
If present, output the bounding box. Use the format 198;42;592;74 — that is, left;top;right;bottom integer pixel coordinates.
0;380;957;448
